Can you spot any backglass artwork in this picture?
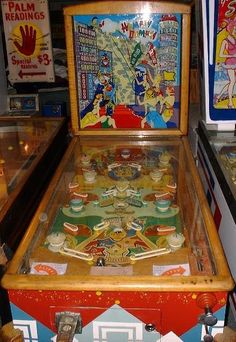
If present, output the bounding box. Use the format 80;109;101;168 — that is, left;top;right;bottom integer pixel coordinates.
73;13;182;130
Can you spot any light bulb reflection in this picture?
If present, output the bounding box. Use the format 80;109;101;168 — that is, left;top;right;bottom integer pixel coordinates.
142;5;151;21
24;143;29;154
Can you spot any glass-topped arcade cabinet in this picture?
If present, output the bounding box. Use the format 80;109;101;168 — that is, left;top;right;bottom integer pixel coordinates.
197;122;236;277
0;117;68;331
195;0;236;323
1;2;234;342
0;117;68;253
197;121;236;324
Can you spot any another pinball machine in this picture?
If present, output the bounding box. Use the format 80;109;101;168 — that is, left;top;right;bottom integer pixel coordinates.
0;117;68;327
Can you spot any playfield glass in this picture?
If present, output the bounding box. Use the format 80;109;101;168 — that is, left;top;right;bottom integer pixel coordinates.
209;133;236;199
198;121;236;200
9;136;227;279
1;135;234;341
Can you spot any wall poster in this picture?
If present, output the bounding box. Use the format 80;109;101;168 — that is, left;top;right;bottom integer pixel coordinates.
200;0;236;125
1;0;55;83
213;1;236;112
72;13;182;130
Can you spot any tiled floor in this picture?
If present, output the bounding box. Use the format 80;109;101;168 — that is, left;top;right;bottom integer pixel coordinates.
1;311;236;342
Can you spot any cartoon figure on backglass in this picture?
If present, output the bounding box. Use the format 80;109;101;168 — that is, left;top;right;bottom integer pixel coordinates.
74;13;181;129
214;13;236;110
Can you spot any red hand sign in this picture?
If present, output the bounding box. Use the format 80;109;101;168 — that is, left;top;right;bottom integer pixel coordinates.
14;25;36;56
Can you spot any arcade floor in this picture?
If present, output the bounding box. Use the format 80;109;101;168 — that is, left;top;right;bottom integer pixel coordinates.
0;317;236;341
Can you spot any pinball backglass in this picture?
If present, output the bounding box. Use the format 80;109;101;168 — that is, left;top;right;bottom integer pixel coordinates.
64;1;190;135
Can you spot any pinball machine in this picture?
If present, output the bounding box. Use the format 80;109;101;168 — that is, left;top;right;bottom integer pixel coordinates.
195;0;236;326
0;117;68;327
0;117;68;253
1;2;234;342
197;120;236;324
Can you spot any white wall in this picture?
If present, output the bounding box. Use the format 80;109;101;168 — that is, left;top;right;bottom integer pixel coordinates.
0;26;7;114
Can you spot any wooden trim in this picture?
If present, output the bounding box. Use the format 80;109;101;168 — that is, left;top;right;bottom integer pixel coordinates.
64;1;191;16
182;137;233;279
64;15;79;134
74;129;183;137
179;13;191;135
2;273;233;292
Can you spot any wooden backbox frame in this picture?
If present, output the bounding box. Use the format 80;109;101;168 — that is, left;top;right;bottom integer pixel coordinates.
64;1;191;137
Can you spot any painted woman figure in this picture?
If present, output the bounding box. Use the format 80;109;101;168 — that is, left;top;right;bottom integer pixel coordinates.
217;18;236;108
80;93;104;128
80;90;116;129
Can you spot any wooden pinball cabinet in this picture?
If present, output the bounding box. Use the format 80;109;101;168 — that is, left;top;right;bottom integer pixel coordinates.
0;117;68;330
1;1;234;342
0;117;68;253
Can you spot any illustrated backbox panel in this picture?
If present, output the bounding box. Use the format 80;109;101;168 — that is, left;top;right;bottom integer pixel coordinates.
1;2;234;342
65;1;190;135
